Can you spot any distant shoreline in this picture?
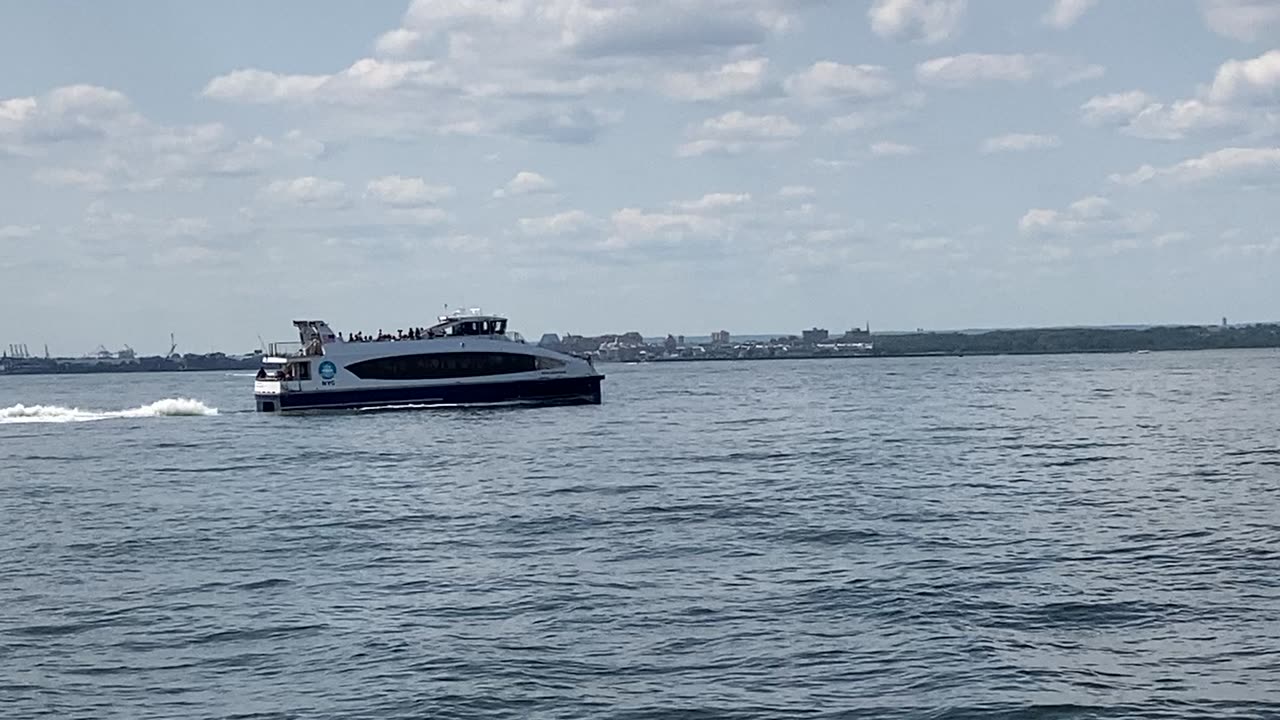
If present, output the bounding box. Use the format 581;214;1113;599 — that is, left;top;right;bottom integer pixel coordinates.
646;345;1278;363
1;345;1276;377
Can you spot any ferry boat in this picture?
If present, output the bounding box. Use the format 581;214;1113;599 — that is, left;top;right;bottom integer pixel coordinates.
253;310;603;413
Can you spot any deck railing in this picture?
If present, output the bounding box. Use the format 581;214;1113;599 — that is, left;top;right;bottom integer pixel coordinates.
267;341;303;357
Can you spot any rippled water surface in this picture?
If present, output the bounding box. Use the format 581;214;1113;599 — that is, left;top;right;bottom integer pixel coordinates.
3;351;1280;719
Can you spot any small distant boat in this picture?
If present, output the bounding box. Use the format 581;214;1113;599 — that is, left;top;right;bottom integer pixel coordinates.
253;310;603;413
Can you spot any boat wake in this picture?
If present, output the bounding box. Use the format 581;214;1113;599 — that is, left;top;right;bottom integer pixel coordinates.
0;398;219;425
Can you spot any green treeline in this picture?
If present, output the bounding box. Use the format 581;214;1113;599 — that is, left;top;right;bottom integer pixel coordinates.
872;324;1280;356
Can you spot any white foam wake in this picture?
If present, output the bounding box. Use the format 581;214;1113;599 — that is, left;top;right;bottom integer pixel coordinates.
0;398;218;424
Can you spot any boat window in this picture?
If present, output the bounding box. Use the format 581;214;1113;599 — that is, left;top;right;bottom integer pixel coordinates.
291;361;311;381
535;356;566;370
346;352;539;381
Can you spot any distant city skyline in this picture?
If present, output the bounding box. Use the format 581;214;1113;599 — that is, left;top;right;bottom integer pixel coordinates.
2;1;1279;355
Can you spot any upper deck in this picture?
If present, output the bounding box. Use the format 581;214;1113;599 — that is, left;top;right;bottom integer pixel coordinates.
266;310;521;358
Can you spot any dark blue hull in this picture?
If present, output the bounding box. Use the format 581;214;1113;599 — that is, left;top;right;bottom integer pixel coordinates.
256;375;603;413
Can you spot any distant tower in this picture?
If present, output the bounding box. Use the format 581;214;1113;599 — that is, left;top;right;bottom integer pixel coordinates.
1222;316;1228;328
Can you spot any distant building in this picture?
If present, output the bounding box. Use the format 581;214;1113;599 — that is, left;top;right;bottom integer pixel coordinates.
538;333;562;349
664;334;678;353
677;335;685;345
711;330;731;345
839;326;870;341
802;327;829;344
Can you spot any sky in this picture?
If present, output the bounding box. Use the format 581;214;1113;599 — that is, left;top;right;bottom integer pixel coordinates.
1;0;1279;355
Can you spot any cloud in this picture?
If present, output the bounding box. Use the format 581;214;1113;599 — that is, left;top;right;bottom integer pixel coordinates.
1082;93;1243;141
821;94;923;134
504;107;619;144
1043;0;1099;29
1082;51;1280;141
783;62;895;103
375;28;422;57
662;58;769;101
3;83;327;193
870;141;919;156
1207;50;1280;105
494;171;557;198
672;192;752;211
202;59;450;105
261;176;349;208
1109;146;1280;186
0;84;141;152
519;209;597;236
365;175;454;206
606;207;723;249
401;0;795;61
1080;91;1158;125
0;224;40;240
868;0;967;44
677;110;803;157
917;53;1104;88
980;133;1062;153
198;1;810;147
1018;196;1157;238
1200;0;1280;42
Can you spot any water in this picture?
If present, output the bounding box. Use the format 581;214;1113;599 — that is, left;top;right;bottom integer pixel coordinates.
3;351;1279;719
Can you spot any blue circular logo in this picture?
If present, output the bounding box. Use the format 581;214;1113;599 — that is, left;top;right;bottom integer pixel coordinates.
318;360;337;380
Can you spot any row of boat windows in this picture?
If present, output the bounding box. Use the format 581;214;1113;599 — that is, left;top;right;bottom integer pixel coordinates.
346;352;564;381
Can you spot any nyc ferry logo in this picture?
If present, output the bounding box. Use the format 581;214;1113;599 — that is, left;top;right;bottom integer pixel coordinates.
318;360;338;386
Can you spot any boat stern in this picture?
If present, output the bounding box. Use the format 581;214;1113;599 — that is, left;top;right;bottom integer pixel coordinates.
253;356;288;412
254;379;283;412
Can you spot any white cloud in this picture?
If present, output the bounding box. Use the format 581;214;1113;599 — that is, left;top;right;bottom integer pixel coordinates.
0;84;141;151
375;28;422;57
1083;51;1280;141
673;192;752;211
1043;0;1099;29
783;62;895;103
870;141;920;156
0;224;40;240
1019;195;1156;238
202;59;449;105
401;0;795;61
1125;100;1245;141
1110;147;1280;186
662;58;769;101
196;2;812;147
980;133;1062;153
677;110;802;157
519;209;597;236
2;83;325;192
868;0;967;44
494;171;556;198
1200;0;1280;42
822;96;922;134
1080;91;1158;125
606;207;723;249
701;110;802;138
1207;50;1280;105
917;53;1103;88
365;175;455;206
262;176;349;208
